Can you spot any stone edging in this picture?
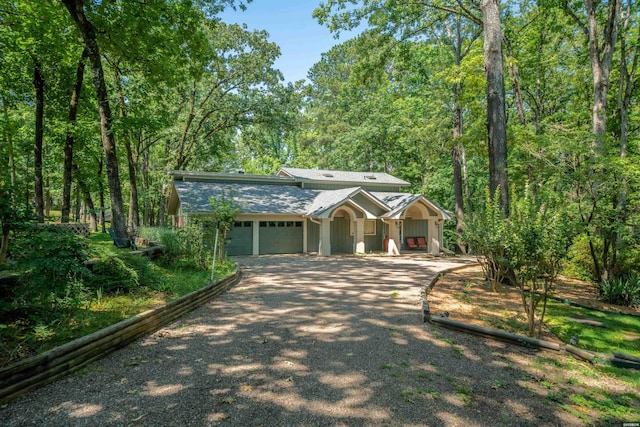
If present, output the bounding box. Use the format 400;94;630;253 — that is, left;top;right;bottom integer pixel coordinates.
422;264;640;370
0;270;241;405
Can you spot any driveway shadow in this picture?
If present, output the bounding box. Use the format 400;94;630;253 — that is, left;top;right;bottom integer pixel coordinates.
1;255;585;426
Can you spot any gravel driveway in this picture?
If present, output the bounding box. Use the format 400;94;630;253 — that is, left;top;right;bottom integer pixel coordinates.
1;255;582;426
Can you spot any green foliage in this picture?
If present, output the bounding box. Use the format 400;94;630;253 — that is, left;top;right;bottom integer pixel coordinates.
208;192;240;260
89;254;139;293
464;185;573;336
463;187;507;292
158;225;211;270
599;275;640;308
564;234;602;282
10;225;90;315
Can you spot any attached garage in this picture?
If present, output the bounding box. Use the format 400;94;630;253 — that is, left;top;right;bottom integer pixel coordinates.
226;221;253;256
259;221;303;254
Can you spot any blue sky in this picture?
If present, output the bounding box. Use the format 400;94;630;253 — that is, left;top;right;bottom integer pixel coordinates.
220;1;362;83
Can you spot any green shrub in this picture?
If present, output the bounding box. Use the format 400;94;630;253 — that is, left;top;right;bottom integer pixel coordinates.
563;233;601;282
89;254;139;293
599;274;640;308
157;225;211;270
11;225;90;314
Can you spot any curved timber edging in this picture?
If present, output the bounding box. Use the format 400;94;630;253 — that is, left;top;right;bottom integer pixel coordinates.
424;267;640;370
0;269;241;405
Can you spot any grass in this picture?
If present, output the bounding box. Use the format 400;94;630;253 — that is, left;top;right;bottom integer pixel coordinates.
0;231;236;367
544;299;640;358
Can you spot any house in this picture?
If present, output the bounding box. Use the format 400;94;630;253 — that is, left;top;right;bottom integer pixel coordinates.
167;167;451;256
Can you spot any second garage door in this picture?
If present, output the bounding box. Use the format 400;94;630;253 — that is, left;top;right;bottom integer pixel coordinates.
259;221;303;254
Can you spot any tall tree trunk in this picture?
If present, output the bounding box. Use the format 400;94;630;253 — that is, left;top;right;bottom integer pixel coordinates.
44;176;51;216
504;36;527;126
481;0;509;213
74;183;81;222
141;148;151;226
62;48;88;223
2;100;17;191
62;0;127;237
98;158;106;233
452;80;466;253
611;4;638;278
114;69;140;229
33;57;45;221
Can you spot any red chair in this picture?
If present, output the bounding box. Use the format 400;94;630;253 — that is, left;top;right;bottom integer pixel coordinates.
416;236;428;249
406;237;418;249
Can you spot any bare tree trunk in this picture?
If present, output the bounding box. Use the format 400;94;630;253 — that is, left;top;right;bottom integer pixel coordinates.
2;99;17;191
62;48;88;223
98;158;106;233
74;183;81;222
481;0;509;213
504;36;526;126
113;69;140;229
33;57;45;221
62;0;127;237
44;176;51;216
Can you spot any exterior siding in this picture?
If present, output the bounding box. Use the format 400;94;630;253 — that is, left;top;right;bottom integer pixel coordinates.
259;221;303;254
351;194;386;216
364;219;384;252
404;219;428;247
331;217;353;253
307;220;319;253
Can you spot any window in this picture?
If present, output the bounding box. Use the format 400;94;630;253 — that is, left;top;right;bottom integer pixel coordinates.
286;221;294;227
364;220;376;235
260;221;267;227
295;221;303;227
350;220;377;236
364;175;377;180
269;221;276;227
234;221;242;227
277;221;285;227
244;221;252;227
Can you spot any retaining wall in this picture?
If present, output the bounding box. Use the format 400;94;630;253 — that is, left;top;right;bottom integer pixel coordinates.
0;270;240;404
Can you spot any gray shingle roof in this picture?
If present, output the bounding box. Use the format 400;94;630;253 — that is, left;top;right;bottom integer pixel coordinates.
174;181;318;215
173;180;451;220
306;187;361;217
279;167;409;186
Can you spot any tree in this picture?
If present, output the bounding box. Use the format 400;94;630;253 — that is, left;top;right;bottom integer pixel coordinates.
481;0;509;211
61;48;88;223
314;0;510;211
208;193;239;262
61;0;127;237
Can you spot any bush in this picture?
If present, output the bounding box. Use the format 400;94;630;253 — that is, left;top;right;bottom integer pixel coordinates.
157;225;211;270
89;254;139;293
599;274;640;308
563;233;601;282
10;225;90;314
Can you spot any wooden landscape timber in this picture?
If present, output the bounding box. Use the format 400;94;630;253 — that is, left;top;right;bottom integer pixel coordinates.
0;270;240;404
425;266;639;369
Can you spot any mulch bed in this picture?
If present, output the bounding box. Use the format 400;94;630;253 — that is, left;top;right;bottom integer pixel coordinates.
427;265;639;342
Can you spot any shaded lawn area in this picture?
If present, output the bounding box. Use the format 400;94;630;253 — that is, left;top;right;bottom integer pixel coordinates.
545;300;640;358
429;265;640;358
428;265;640;423
0;232;232;367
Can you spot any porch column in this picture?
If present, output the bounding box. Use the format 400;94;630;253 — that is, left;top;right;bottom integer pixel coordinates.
303;219;308;253
387;220;400;255
252;220;259;255
319;218;331;256
354;218;365;254
428;219;439;255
